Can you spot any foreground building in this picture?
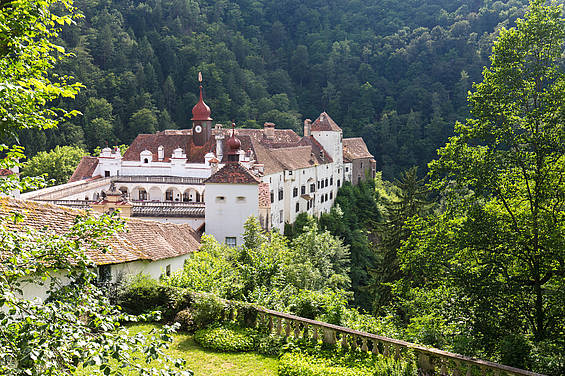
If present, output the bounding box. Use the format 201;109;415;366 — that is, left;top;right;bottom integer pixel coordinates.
0;198;201;299
22;79;375;245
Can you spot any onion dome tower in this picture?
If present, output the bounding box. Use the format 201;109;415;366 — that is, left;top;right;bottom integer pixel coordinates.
226;123;241;162
192;72;213;146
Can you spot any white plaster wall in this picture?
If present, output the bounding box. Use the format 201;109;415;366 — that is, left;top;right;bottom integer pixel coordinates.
120;161;212;178
263;172;284;233
344;162;353;183
312;130;343;165
108;254;191;283
204;183;259;246
6;256;191;304
17;271;70;302
97;157;122;177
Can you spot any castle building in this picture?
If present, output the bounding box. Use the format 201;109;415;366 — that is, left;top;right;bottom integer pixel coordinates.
22;78;375;245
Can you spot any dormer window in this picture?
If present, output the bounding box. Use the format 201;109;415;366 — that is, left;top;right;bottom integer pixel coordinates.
140;150;152;164
158;145;164;160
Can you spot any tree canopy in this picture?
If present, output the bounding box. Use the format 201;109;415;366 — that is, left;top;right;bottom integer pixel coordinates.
395;0;565;371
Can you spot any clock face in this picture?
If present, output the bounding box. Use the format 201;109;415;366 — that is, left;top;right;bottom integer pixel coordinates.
195;125;202;133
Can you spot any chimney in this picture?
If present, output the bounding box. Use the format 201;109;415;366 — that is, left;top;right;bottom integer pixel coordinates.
304;119;312;137
264;122;275;139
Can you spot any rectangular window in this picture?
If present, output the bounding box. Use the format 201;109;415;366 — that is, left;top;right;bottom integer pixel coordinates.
330;191;333;199
225;237;237;247
346;167;349;172
279;210;283;223
270;191;274;203
98;265;111;284
293;187;298;197
295;202;300;212
104;170;110;177
301;185;306;195
288;170;292;175
278;189;283;200
310;183;315;193
338;179;341;187
166;264;171;276
317;181;320;189
330;176;333;185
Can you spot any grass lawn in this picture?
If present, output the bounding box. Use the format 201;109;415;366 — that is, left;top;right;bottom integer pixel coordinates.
76;323;279;376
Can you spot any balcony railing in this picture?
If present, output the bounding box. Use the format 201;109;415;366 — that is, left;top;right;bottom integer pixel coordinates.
113;175;205;185
131;204;204;218
131;201;204;207
34;199;206;218
253;308;544;376
34;199;96;209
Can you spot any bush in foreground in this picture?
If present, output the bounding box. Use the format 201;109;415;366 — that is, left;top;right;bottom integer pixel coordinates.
278;351;417;376
278;352;373;376
194;324;260;352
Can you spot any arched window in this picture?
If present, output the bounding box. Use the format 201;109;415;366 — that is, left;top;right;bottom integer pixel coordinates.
196;191;201;202
165;189;174;201
139;189;147;201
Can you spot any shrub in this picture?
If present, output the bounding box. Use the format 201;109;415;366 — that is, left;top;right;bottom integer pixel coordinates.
114;274;193;319
278;352;373;376
174;309;194;332
278;350;417;376
115;274;164;315
190;294;227;331
194;324;260;352
257;334;287;356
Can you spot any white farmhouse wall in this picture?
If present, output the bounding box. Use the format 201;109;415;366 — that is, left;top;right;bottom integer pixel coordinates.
108;254;191;283
204;183;259;246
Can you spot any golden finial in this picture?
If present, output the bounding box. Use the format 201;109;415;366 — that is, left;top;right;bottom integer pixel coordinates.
198;71;202;83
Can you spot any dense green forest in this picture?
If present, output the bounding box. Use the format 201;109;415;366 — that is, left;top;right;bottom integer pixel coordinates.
21;0;531;178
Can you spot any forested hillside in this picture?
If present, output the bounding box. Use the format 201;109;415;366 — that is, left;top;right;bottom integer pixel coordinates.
23;0;529;178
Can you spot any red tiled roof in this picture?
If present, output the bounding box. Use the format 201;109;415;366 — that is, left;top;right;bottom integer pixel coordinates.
311;112;342;132
122;132;215;163
231;129;332;174
258;182;270;208
0;198;200;265
0;169;14;176
204;163;261;184
68;156;99;182
343;138;373;160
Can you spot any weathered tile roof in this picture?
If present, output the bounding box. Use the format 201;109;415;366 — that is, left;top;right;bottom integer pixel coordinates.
71;112;342;180
311;112;342;132
68;156;99;182
0;198;200;266
204;163;261;184
343;137;373;161
232;129;332;174
258;182;271;208
123;131;215;163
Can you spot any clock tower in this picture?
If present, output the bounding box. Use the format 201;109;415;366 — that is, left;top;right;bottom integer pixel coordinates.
191;72;213;146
